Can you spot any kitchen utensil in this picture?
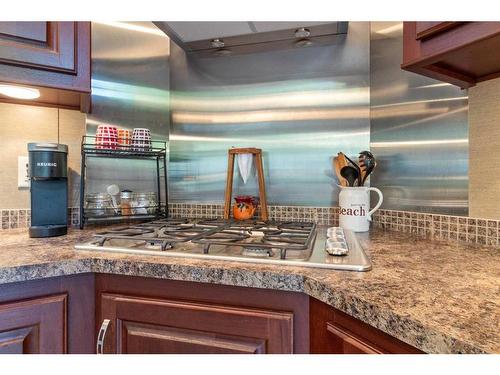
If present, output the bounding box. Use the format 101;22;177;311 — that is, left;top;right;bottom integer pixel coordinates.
337;152;349;171
344;154;362;186
237;153;253;184
117;129;132;150
359;151;376;186
338;186;383;232
333;156;348;187
131;128;152;151
106;184;120;214
95;125;118;150
340;165;359;187
85;193;114;217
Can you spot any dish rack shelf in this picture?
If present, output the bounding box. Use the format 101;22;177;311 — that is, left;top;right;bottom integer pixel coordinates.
79;136;168;229
81;136;167;158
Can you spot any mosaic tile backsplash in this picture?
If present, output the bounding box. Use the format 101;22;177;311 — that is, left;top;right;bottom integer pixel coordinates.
167;203;499;247
1;208;80;230
2;203;498;248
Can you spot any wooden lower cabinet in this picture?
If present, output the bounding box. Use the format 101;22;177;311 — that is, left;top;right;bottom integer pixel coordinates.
99;293;293;354
95;275;309;354
0;274;95;354
0;274;424;354
0;294;67;353
310;298;422;354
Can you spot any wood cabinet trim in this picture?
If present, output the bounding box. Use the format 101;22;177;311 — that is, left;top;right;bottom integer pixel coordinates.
409;22;500;61
108;292;294;321
415;22;464;40
121;321;267;354
402;21;500;88
310;298;422;354
100;291;295;354
326;322;383;354
0;274;95;354
0;293;68;354
0;326;39;354
0;22;90;111
0;22;76;74
402;63;476;88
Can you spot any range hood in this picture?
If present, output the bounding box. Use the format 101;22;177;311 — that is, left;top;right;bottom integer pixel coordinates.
154;21;348;56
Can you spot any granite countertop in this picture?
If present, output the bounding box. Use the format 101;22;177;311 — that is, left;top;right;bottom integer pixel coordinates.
0;226;498;354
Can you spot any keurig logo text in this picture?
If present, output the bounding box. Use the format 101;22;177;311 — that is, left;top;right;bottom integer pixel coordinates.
36;162;57;167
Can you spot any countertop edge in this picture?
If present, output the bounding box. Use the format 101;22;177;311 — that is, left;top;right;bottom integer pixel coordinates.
0;255;490;354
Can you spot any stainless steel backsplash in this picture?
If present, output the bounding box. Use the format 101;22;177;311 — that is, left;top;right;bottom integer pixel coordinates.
370;23;468;215
85;22;170;201
169;22;370;206
84;22;469;215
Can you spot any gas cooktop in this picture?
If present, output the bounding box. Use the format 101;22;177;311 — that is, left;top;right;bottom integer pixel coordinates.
75;218;371;271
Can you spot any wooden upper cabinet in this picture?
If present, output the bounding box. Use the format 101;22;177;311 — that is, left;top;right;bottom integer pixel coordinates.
98;293;294;354
414;22;463;40
402;21;500;88
0;22;90;112
0;294;67;354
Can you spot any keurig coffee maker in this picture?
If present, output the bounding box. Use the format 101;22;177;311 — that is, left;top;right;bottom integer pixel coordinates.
28;143;68;238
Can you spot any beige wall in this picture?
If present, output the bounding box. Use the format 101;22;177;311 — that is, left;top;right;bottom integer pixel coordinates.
468;78;500;219
0;102;85;209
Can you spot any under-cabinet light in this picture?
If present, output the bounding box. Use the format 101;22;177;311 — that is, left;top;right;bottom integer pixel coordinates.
0;85;40;100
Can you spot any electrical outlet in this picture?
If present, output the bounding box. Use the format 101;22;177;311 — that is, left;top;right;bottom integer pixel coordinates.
18;156;30;188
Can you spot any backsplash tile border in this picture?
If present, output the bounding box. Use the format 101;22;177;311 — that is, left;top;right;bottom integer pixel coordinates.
0;208;78;230
167;203;339;226
371;209;499;247
1;203;498;248
167;203;499;247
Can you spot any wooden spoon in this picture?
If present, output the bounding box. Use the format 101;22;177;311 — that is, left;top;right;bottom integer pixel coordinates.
333;157;347;186
334;153;349;186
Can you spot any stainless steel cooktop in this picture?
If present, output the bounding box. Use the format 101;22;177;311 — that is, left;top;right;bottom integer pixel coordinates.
75;218;371;271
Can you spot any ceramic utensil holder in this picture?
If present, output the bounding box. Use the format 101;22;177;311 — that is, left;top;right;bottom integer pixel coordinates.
339;186;383;232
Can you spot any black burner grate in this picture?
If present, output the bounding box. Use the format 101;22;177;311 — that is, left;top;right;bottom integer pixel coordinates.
90;218;316;259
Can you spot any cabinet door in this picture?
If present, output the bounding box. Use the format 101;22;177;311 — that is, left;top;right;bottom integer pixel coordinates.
98;293;293;354
0;294;67;354
0;22;90;111
310;298;422;354
402;21;500;88
0;22;76;73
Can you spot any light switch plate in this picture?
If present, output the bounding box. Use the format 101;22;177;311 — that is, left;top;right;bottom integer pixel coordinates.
18;156;30;188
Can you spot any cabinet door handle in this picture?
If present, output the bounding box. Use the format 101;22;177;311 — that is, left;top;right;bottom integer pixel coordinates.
96;319;111;354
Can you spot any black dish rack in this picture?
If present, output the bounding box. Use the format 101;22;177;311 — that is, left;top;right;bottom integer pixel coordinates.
79;135;168;228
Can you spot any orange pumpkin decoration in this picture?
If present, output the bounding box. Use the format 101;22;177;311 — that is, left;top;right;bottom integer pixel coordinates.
233;195;257;220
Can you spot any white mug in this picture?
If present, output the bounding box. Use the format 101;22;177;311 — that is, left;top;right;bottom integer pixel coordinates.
339;186;383;232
